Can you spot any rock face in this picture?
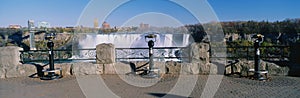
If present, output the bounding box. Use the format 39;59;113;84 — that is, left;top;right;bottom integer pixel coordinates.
96;43;115;64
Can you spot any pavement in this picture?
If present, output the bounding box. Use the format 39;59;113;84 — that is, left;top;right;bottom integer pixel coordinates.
0;75;300;98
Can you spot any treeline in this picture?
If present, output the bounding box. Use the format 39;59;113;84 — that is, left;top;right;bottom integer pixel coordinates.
221;19;300;35
185;18;300;44
185;18;300;35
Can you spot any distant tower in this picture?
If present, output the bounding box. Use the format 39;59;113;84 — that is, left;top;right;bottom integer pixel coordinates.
102;21;110;29
28;20;35;28
140;22;149;29
28;20;36;50
94;18;99;28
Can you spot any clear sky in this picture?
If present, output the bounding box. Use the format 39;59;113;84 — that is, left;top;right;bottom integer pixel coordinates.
0;0;299;27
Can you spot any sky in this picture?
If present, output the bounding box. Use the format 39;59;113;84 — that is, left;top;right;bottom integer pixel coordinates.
0;0;299;27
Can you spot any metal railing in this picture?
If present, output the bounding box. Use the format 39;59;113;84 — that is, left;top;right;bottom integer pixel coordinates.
211;45;290;61
20;48;96;63
20;45;290;63
115;47;190;62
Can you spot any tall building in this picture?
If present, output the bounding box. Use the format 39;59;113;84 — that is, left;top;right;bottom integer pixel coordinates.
28;19;36;50
94;18;99;28
102;21;110;29
38;21;51;28
28;20;35;29
140;22;149;29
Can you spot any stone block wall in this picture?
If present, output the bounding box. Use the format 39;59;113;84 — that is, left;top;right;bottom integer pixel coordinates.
96;43;115;64
0;43;216;78
224;59;289;77
98;42;215;75
0;46;37;78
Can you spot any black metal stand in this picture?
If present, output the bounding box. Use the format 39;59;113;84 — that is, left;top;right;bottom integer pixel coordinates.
252;34;267;81
40;40;62;80
225;60;240;77
142;37;159;78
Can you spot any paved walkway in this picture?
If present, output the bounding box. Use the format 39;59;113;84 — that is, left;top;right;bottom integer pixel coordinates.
0;75;300;98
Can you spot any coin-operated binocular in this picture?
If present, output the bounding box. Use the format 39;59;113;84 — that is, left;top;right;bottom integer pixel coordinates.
142;34;160;78
252;34;264;43
251;34;268;81
40;32;62;80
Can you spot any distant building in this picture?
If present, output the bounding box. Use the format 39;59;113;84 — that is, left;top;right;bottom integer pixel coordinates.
94;18;99;28
38;21;51;28
28;20;35;29
8;24;22;29
139;23;149;29
28;19;36;50
102;21;110;29
225;33;239;42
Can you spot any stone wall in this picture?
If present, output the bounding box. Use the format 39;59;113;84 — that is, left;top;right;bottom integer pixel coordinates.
0;42;217;78
0;46;36;78
224;59;289;77
96;43;115;64
98;42;216;75
4;42;291;78
188;42;215;74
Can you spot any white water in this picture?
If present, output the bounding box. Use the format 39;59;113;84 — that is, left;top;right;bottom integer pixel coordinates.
74;33;192;61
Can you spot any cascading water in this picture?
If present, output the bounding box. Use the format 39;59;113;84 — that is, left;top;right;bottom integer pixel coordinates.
72;32;192;62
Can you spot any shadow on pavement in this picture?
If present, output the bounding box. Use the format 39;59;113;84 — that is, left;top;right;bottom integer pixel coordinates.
27;63;48;78
148;93;190;98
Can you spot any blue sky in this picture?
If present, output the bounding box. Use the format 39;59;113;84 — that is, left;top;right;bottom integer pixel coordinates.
0;0;299;27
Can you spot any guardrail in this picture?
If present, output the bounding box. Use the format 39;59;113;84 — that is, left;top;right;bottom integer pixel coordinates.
211;45;290;61
115;47;190;62
20;45;290;63
20;48;96;63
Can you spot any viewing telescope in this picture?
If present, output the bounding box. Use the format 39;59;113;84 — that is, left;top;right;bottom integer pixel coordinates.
252;34;264;43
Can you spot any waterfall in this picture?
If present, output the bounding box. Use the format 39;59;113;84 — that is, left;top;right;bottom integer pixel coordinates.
73;33;192;62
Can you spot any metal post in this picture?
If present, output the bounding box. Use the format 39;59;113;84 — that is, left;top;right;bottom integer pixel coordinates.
28;20;36;50
230;61;234;74
252;34;265;80
148;40;156;74
254;40;261;79
143;34;159;78
40;33;62;80
48;41;55;76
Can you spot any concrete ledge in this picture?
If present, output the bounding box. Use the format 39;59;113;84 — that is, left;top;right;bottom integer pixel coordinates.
72;63;103;76
114;62;166;75
5;64;36;78
104;63;116;74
